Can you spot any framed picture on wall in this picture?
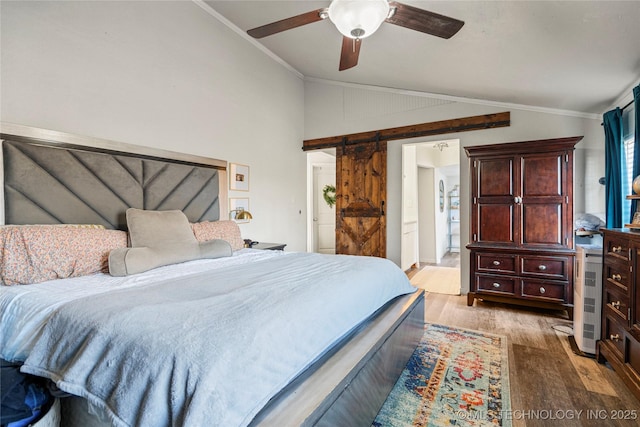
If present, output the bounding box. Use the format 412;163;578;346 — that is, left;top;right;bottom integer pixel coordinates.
230;198;251;223
230;163;249;191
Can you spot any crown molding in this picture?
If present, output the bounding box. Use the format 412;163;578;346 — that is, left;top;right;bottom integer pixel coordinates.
192;0;303;80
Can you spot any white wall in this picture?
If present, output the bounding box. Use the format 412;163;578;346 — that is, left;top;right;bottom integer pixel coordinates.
305;80;604;293
433;168;449;262
0;1;307;250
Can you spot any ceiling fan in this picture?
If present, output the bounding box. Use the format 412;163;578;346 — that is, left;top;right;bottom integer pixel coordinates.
246;0;464;71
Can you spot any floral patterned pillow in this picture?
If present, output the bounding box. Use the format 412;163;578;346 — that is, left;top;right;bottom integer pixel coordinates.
191;220;244;251
1;225;128;285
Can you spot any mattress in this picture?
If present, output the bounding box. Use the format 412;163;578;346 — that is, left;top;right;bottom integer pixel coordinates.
1;249;416;427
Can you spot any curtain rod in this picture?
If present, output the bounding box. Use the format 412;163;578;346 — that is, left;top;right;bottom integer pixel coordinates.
600;98;635;125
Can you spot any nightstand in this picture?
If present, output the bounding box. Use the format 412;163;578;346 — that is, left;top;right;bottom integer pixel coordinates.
250;242;286;251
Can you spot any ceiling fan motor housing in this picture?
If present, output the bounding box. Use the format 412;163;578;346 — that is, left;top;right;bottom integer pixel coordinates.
328;0;390;39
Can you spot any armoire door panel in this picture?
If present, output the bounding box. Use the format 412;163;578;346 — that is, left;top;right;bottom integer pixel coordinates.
477;158;514;197
521;155;563;197
522;204;563;245
477;204;514;244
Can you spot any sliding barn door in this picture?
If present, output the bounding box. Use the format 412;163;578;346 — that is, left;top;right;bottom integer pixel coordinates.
336;141;387;257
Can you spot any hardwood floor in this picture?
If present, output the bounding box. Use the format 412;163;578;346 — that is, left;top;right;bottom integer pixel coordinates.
422;292;640;426
419;251;460;268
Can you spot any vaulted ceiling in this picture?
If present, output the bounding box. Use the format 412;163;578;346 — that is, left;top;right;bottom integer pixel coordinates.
205;1;640;116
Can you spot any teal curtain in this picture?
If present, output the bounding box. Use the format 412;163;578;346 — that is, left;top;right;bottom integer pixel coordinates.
632;85;640;219
603;108;624;228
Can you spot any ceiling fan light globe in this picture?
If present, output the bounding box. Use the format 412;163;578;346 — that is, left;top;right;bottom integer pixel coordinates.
328;0;389;39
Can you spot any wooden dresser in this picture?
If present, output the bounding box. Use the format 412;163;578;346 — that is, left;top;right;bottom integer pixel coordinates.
465;137;582;318
598;228;640;401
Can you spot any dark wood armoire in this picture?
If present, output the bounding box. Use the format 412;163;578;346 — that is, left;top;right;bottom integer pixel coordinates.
465;136;582;318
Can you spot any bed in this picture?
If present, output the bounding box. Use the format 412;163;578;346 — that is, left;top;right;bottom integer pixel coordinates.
0;124;424;427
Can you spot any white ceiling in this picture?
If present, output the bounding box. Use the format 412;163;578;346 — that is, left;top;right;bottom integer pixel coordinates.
204;1;640;116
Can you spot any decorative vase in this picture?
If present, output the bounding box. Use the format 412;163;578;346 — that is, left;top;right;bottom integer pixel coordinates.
634;175;640;194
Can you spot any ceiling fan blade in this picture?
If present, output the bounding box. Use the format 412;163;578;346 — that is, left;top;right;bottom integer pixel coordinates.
247;8;327;39
339;36;361;71
386;1;464;39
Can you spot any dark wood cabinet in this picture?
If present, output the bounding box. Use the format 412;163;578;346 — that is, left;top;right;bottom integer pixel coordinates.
598;229;640;401
465;136;582;317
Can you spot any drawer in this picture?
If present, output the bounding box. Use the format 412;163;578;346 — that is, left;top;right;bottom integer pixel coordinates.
476;275;516;295
476;253;516;274
604;236;630;262
520;255;568;280
521;280;566;302
603;262;630;291
603;285;629;322
603;315;626;357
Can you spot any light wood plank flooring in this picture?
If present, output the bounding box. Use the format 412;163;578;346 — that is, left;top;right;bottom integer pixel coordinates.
421;292;640;426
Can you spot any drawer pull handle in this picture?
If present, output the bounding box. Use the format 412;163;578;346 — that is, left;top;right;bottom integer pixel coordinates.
610;334;620;341
612;274;621;281
539;287;546;294
492;260;501;266
492;283;501;288
538;265;547;271
611;301;621;310
612;246;622;253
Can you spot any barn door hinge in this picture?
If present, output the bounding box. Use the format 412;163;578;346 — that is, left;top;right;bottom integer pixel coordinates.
473;197;477;204
473;233;477;241
380;200;385;216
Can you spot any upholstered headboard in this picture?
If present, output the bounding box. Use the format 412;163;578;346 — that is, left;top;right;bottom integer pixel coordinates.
1;125;227;230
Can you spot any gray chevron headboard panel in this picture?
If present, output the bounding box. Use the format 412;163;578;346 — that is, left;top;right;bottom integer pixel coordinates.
2;136;224;230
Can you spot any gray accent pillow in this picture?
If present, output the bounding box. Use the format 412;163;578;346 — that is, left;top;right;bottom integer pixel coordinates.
109;208;232;276
126;208;197;247
109;239;232;277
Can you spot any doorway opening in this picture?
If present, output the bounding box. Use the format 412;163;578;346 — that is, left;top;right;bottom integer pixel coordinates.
402;139;460;294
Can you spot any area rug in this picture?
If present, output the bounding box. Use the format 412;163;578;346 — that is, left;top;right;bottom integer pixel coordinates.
410;267;460;295
372;323;511;427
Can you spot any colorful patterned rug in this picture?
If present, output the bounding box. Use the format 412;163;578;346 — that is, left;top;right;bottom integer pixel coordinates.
373;323;511;427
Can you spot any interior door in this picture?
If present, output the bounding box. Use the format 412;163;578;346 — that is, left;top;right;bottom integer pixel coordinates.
336;141;387;257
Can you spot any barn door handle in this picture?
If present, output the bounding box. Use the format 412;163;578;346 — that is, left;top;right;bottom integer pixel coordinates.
381;201;385;216
341;208;345;219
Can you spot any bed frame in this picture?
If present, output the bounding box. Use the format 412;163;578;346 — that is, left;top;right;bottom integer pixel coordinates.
1;123;424;426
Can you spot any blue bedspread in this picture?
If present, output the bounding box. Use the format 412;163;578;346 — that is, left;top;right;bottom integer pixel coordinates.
20;252;416;427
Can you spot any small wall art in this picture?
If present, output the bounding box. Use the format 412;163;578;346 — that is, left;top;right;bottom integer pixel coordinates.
230;163;249;191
